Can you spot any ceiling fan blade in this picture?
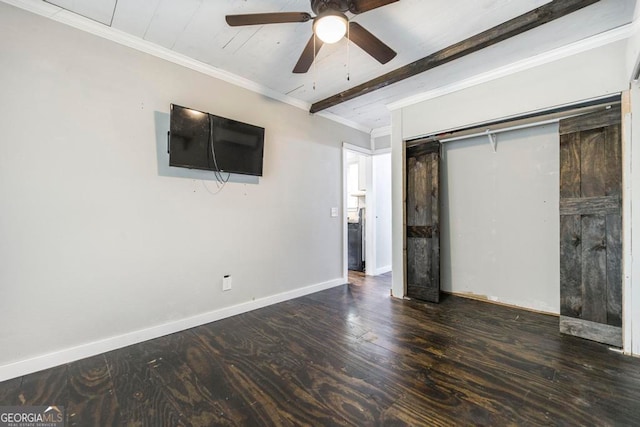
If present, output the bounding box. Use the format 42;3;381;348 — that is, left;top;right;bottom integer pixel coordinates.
225;12;311;26
293;34;324;73
348;22;396;64
350;0;399;14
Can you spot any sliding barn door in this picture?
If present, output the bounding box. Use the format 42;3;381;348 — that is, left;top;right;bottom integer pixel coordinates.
406;141;440;303
559;106;622;347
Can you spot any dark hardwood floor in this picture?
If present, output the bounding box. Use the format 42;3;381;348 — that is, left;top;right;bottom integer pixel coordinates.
1;272;640;425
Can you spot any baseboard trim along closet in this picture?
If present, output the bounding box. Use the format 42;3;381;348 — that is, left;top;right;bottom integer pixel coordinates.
0;277;346;382
443;291;559;317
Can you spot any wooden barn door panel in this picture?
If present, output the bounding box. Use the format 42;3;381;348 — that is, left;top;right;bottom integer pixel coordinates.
406;141;440;303
559;106;622;347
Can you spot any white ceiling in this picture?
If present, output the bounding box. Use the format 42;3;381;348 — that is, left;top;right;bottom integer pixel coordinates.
32;0;639;131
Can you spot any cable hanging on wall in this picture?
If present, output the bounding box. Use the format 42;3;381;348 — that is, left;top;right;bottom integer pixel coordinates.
346;22;350;82
201;113;230;195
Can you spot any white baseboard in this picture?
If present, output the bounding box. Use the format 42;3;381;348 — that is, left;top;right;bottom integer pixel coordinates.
375;265;392;275
0;278;345;382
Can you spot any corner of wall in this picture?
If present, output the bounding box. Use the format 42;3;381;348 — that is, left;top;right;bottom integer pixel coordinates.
390;110;404;298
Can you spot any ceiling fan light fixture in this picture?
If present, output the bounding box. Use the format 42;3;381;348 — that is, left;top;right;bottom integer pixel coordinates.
313;11;348;44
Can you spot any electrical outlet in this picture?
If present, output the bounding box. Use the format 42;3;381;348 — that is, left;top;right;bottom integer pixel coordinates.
222;275;232;291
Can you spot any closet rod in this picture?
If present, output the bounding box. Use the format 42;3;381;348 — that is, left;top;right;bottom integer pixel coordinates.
440;118;560;144
406;93;621;146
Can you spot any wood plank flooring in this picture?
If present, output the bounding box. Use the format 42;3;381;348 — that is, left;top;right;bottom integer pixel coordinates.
1;272;640;425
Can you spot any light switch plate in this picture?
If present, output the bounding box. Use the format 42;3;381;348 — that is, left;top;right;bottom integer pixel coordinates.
331;207;338;217
222;275;232;291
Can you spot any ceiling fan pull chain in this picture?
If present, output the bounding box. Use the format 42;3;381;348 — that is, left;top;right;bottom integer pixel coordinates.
313;34;317;90
346;22;350;81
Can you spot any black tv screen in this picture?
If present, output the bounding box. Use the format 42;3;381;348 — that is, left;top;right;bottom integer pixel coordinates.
169;104;265;176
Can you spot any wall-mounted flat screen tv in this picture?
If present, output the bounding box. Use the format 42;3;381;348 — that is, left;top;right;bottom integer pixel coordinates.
169;104;265;176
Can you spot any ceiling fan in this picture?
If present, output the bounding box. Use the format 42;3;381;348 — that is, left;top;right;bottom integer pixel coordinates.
225;0;398;73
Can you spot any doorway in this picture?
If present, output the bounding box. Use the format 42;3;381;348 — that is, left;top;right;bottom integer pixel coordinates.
342;142;393;281
345;149;369;273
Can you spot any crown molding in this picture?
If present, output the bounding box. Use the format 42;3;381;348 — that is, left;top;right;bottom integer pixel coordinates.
629;13;640;80
0;0;309;110
3;0;634;134
387;23;634;111
371;126;391;138
0;0;374;134
316;111;372;133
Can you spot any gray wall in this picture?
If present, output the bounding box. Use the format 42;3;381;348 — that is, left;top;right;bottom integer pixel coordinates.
441;124;559;313
374;135;391;150
0;3;369;375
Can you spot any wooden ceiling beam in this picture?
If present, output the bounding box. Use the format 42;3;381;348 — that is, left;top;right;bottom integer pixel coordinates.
309;0;600;113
